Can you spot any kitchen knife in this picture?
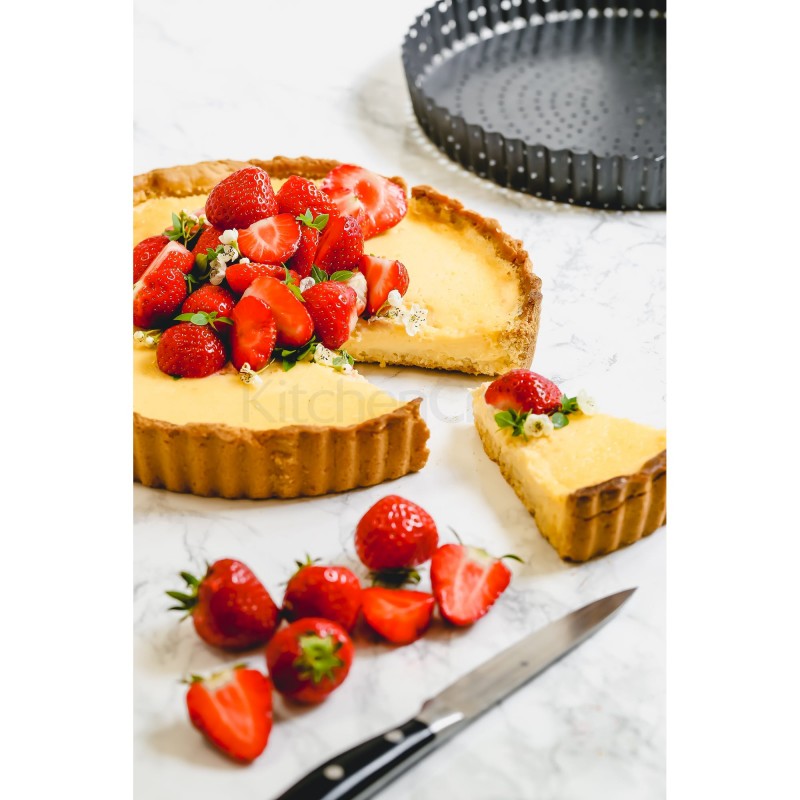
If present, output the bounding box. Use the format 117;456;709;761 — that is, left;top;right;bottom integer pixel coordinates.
273;587;636;800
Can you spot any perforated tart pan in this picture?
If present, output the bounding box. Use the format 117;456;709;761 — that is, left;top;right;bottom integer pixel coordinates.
402;0;666;210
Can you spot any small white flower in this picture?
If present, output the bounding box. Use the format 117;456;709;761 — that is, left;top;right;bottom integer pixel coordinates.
217;244;238;263
313;343;336;367
523;413;554;438
209;259;227;285
144;335;156;347
576;390;597;416
198;213;209;227
133;330;145;342
387;289;403;308
181;208;199;223
239;257;250;265
220;229;239;245
238;362;263;386
299;277;315;293
403;304;428;336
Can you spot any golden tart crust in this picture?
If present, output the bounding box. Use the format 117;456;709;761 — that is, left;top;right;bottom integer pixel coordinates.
134;157;541;499
134;399;429;500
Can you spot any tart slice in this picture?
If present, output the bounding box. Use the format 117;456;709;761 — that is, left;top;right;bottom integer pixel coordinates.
472;371;666;561
133;157;540;499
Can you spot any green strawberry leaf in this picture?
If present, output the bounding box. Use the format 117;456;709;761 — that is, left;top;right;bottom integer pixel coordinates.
551;412;570;429
329;270;354;282
310;265;328;284
495;409;529;437
559;394;580;414
332;349;355;370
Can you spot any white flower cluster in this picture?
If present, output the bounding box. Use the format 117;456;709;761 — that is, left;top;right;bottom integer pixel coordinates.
523;413;554;438
576;390;597;415
299;277;315;293
181;208;209;227
209;244;239;286
376;290;428;337
238;362;263;387
133;330;158;347
313;344;353;373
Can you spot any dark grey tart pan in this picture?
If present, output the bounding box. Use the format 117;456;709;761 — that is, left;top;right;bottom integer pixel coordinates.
402;0;666;210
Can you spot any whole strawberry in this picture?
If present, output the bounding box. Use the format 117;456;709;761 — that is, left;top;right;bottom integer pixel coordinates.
167;559;280;650
266;617;354;704
484;369;562;415
303;281;358;349
315;214;363;272
133;235;168;282
205;166;279;230
356;495;438;572
185;665;273;763
282;558;362;631
156;322;227;378
181;284;235;319
276;175;336;219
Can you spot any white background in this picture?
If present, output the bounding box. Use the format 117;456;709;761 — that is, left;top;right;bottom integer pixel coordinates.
2;1;798;799
133;2;665;798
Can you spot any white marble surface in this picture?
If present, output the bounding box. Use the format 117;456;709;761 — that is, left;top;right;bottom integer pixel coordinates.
134;1;665;797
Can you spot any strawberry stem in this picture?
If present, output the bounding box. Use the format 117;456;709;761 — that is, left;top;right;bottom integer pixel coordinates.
294;634;343;684
370;568;421;588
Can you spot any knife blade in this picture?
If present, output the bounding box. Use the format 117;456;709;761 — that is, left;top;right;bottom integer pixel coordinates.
273;588;636;800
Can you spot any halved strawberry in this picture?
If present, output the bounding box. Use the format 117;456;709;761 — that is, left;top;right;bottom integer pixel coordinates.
315;215;363;272
133;235;169;283
243;276;314;347
321;164;408;239
359;254;409;317
156;322;227;378
205;166;278;230
303;281;358;350
286;226;319;278
276;175;336;219
430;544;513;626
226;262;299;295
181;284;235;320
185;666;273;763
484;370;562;415
133;241;192;328
361;587;435;645
230;295;277;371
238;214;301;264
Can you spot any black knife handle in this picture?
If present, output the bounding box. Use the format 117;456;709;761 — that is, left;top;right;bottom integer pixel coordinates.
273;718;435;800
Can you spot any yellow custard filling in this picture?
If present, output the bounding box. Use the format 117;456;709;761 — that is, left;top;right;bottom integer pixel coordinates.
472;387;665;494
133;184;522;372
133;347;402;429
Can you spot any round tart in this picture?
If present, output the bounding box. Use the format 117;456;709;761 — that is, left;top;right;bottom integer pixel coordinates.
133;156;542;499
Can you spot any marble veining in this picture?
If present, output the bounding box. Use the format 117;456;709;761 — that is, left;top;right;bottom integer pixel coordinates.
134;1;665;797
